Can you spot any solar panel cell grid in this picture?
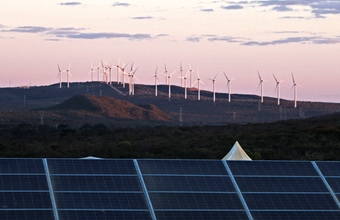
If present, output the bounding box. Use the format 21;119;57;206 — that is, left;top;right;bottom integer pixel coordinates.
137;159;229;175
143;176;235;192
316;162;340;177
57;210;153;220
51;175;142;192
149;192;243;210
243;193;339;210
47;159;137;175
251;211;340;220
0;175;49;191
325;178;340;193
235;176;329;193
0;192;52;209
0;159;45;174
154;211;249;220
0;210;55;220
228;161;319;176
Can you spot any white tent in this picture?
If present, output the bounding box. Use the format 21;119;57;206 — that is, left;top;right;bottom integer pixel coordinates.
222;141;252;160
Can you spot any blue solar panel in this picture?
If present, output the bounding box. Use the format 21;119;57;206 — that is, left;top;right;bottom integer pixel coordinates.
47;159;137;175
0;192;52;209
0;210;55;220
154;211;249;220
58;210;153;220
0;159;45;174
235;176;329;192
54;192;148;210
51;175;142;192
251;211;340;220
149;192;243;210
243;193;339;210
137;159;228;175
0;175;49;191
325;177;340;193
143;176;235;192
316;162;340;176
228;161;318;176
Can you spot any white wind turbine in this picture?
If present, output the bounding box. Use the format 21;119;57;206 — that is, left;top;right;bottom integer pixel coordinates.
257;71;265;103
88;63;95;82
101;60;108;83
163;70;176;99
115;58;121;84
188;63;194;88
193;68;204;100
66;63;72;88
179;62;184;87
57;64;66;88
273;74;283;105
207;73;219;102
120;62;129;88
96;62;102;82
154;66;159;96
291;73;302;108
130;67;138;96
223;72;234;102
164;64;168;85
179;70;189;99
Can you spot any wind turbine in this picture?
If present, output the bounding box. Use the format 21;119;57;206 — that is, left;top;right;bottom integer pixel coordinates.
193;68;204;100
273;74;283;105
88;63;95;82
154;66;159;96
163;70;176;99
130;67;138;96
66;63;72;88
207;73;219;102
291;73;302;108
164;64;168;85
257;71;264;103
96;62;101;82
223;72;234;102
101;60;108;83
179;62;183;87
120;62;129;88
57;64;65;88
179;70;189;99
115;58;121;84
188;63;193;88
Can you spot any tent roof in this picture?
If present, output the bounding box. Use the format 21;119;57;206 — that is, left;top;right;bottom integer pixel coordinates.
222;141;252;160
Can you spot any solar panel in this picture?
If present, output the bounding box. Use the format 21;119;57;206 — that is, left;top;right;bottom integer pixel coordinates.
235;176;329;192
227;161;319;176
143;176;235;192
2;158;340;220
316;161;340;176
154;211;249;220
137;159;229;175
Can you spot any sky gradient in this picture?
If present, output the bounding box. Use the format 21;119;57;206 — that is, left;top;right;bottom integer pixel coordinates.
1;0;340;102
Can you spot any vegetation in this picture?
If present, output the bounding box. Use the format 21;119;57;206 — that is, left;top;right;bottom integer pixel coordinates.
1;112;340;161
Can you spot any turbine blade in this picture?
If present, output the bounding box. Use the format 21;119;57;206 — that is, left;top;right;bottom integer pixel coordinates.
223;72;229;80
273;74;278;82
292;72;295;84
257;82;261;90
68;62;71;70
257;71;261;80
58;64;61;73
214;73;219;80
155;66;158;75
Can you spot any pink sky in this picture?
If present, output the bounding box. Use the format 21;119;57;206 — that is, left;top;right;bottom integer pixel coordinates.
1;0;340;102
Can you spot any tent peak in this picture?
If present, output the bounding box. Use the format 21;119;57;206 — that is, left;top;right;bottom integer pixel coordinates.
222;141;252;161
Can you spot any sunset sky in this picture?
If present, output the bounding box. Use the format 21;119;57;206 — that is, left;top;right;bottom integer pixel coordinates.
1;0;340;102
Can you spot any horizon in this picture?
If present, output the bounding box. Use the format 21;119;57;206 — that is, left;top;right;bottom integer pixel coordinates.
1;1;340;103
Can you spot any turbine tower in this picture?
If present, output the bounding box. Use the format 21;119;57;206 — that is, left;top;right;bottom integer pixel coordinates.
130;67;138;96
115;58;121;84
193;68;204;100
273;74;283;105
179;62;183;87
120;62;129;88
291;73;302;108
88;63;95;82
66;63;72;88
179;70;189;99
207;73;219;102
223;72;234;102
154;66;159;96
188;63;193;88
96;62;101;82
163;70;176;99
257;71;264;103
57;64;65;88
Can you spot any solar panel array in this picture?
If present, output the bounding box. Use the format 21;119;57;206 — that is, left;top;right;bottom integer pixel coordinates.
1;159;340;220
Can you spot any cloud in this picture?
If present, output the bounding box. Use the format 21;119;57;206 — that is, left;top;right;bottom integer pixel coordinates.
272;5;293;11
132;16;153;19
221;5;243;10
8;26;51;33
280;16;306;19
58;2;81;6
65;32;151;40
186;37;200;42
208;36;247;43
0;24;5;28
112;2;130;7
45;39;61;41
200;8;214;12
242;36;340;46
